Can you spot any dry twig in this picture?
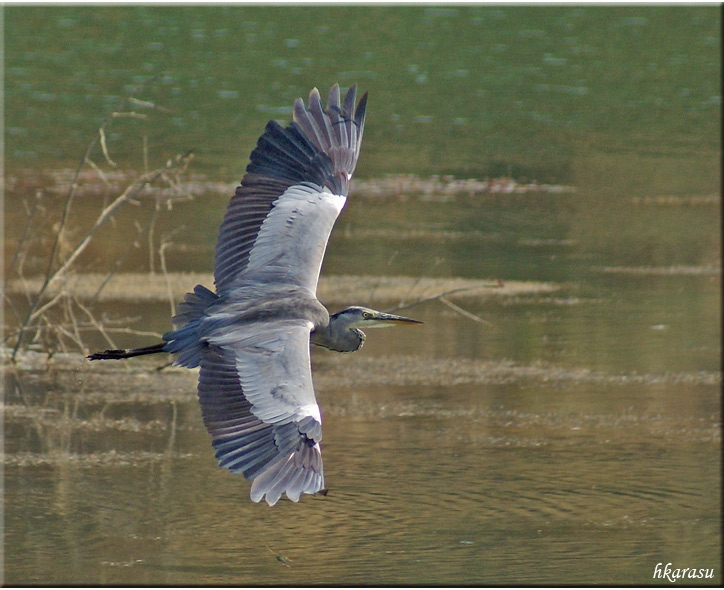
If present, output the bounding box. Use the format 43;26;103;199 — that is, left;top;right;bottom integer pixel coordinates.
7;94;194;361
386;281;502;327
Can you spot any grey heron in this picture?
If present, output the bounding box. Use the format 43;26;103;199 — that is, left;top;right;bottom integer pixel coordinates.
89;84;422;506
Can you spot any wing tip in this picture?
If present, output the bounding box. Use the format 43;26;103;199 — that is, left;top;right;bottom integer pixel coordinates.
249;444;325;506
296;82;367;128
354;90;369;128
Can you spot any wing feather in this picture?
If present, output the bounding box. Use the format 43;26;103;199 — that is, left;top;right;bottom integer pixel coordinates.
308;88;333;151
197;321;324;505
327;84;346;147
214;84;367;294
293;96;326;153
240;183;346;292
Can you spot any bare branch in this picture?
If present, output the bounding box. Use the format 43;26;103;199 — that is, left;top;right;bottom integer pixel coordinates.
3;190;44;295
386;282;503;314
91;210;158;304
74;297;118;351
99;126;118;167
11;109;106;359
9;86;193;360
84;156;113;188
64;295;85;350
110;111;148;120
46;153;193;288
29;290;67;322
128;97;172;114
158;227;186;318
438;296;494;327
77;326;163;339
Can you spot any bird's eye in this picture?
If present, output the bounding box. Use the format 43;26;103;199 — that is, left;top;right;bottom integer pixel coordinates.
363;312;372;319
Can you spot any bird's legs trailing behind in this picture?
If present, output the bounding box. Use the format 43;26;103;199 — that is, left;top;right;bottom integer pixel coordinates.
87;342;167;360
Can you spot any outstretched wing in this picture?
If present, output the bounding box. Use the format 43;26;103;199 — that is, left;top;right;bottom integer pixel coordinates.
199;320;324;506
214;84;368;295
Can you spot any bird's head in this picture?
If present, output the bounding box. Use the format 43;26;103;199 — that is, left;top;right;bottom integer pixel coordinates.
312;306;422;353
332;306;423;330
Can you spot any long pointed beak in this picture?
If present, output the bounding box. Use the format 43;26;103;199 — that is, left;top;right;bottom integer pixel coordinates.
365;311;424;328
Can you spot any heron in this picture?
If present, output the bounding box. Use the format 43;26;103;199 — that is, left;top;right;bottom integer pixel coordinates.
89;84;422;506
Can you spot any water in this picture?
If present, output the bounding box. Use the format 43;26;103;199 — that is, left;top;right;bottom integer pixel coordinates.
3;5;721;586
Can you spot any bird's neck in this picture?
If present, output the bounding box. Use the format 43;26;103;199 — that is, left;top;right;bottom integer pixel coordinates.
311;323;365;353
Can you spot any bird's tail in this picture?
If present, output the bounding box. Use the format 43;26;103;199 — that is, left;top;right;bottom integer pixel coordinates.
163;284;219;368
88;342;167;361
88;284;218;366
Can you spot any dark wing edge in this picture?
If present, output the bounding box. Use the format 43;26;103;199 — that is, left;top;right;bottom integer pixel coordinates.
198;329;324;506
214;84;368;294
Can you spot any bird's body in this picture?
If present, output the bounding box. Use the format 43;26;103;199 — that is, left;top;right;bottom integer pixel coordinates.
89;84;420;506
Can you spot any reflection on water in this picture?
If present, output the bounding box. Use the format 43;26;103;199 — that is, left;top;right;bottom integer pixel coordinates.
3;3;721;587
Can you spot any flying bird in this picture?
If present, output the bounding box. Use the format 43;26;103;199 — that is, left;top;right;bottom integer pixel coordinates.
89;84;422;506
